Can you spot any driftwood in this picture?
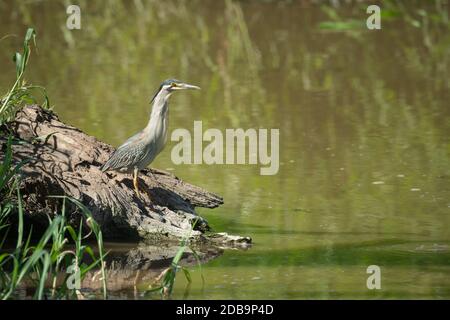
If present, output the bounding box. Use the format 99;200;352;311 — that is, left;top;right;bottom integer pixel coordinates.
0;105;251;246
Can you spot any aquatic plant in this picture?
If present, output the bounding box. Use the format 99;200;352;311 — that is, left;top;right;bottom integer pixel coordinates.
145;218;204;299
0;28;49;125
0;191;108;299
0;28;107;300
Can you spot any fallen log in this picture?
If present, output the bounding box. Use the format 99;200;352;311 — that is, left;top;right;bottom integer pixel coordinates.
0;105;251;246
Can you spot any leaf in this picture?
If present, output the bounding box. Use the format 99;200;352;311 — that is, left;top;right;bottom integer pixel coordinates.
12;53;23;78
36;252;51;300
181;267;192;283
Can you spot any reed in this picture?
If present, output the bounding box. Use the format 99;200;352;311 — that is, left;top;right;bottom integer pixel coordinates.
0;28;49;124
0;28;107;300
145;217;204;299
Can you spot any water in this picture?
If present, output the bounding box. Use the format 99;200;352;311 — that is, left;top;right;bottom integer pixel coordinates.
1;0;449;299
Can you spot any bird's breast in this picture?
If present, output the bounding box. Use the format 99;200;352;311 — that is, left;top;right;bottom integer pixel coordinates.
140;111;169;167
154;111;168;153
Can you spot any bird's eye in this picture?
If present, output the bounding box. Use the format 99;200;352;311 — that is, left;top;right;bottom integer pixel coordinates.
170;83;177;87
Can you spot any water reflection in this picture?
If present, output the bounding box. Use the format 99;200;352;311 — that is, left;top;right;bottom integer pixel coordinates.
14;242;224;299
84;242;223;299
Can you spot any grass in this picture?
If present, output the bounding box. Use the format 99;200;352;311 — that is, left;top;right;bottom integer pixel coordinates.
0;27;202;300
0;28;49;125
0;28;107;300
0;192;108;299
0;137;108;299
145;217;205;299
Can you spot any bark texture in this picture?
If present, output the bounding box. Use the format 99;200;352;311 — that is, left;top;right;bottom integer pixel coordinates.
0;105;251;246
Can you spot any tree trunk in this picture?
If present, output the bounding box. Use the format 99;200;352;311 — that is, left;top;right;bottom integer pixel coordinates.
0;105;251;246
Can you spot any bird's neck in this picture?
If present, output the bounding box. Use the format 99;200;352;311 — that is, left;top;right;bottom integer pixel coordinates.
145;92;170;133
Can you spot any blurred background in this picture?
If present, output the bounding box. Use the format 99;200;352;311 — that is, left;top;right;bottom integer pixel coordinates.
0;0;449;298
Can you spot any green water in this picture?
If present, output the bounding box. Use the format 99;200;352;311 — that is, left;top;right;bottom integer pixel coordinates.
1;0;449;299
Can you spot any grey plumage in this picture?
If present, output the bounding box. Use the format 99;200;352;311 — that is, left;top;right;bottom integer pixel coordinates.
101;79;200;194
101;132;149;172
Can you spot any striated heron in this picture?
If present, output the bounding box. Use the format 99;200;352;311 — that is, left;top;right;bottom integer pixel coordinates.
101;79;200;196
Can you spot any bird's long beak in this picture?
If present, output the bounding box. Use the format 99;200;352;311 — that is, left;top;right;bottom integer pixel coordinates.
178;83;201;90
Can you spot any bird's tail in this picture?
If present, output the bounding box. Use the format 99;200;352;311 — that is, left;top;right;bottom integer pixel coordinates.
100;162;109;172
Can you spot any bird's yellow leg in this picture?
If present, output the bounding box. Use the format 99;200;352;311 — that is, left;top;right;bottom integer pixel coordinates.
133;168;140;197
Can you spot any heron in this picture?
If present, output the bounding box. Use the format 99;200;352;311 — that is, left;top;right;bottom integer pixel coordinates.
101;79;200;197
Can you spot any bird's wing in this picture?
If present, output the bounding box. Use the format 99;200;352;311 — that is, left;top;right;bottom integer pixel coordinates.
101;132;150;171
